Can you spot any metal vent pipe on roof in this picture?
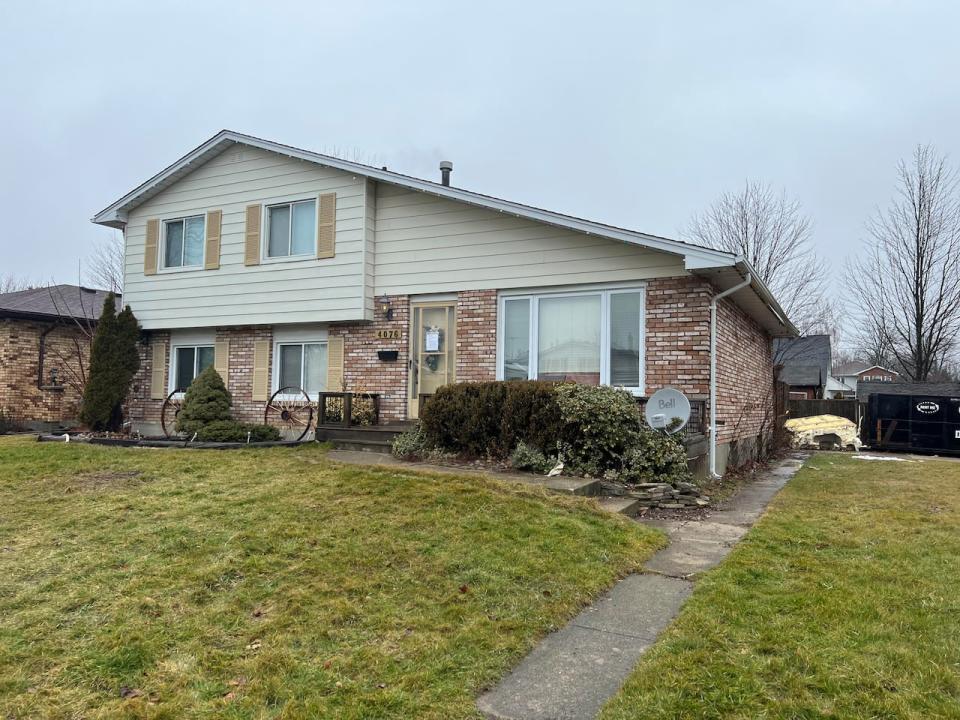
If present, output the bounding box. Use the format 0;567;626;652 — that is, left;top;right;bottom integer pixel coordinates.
439;160;453;186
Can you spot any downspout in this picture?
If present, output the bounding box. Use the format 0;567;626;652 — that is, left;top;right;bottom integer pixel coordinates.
709;272;751;479
37;324;55;389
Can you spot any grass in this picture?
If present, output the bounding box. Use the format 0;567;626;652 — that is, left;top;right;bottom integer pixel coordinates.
601;453;960;719
0;437;663;719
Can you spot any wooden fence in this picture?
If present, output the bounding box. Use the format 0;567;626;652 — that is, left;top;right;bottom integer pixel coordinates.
787;398;860;423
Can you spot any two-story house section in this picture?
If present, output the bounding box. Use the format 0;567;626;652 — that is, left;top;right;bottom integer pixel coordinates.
93;130;797;475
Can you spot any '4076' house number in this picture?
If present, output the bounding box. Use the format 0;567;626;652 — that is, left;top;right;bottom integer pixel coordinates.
376;329;401;340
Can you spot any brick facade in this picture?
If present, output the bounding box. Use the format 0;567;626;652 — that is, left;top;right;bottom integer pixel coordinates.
455;289;497;382
329;295;410;423
123;278;776;464
0;318;89;426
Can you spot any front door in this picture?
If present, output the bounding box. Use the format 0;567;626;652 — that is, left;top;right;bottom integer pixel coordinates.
408;301;457;419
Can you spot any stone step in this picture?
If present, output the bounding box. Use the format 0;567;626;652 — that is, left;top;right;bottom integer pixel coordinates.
326;438;394;454
596;496;643;517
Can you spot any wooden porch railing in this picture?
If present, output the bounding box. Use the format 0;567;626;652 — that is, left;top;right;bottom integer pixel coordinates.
316;392;381;427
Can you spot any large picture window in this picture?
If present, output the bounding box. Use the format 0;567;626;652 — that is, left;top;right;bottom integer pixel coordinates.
497;287;645;393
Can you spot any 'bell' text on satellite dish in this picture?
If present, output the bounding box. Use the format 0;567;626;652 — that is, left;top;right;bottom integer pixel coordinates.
644;388;691;434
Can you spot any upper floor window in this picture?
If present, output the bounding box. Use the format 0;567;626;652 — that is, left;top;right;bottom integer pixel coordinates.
267;199;316;258
163;216;205;268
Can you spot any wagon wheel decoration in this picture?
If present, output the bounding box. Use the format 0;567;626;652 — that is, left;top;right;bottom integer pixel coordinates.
264;386;315;442
160;388;188;438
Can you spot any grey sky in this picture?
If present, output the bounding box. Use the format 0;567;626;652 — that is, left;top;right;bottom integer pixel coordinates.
2;1;958;301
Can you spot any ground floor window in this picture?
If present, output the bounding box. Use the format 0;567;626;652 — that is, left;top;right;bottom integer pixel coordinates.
498;286;645;393
276;342;327;397
172;345;214;391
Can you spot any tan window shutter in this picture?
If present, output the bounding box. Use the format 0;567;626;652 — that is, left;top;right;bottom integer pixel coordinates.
245;204;262;266
252;340;270;401
214;338;230;382
144;219;160;275
317;193;336;259
205;210;222;270
326;335;344;391
150;342;166;400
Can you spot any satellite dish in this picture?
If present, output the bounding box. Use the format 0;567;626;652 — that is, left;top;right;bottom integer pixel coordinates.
644;388;691;434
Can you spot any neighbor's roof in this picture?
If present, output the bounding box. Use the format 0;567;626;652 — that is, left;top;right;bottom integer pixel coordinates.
857;380;960;402
833;360;870;376
91;129;798;336
774;335;831;388
0;285;114;322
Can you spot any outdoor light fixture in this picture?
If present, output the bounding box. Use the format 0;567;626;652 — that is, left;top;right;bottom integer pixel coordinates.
379;295;393;320
49;368;59;386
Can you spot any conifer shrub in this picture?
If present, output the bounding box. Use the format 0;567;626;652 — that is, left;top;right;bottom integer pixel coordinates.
195;420;281;443
80;294;141;431
175;366;232;435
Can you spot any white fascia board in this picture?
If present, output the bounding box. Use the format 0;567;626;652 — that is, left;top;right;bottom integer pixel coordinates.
90;130;739;269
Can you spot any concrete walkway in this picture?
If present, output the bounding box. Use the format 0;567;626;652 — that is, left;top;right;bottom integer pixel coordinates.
476;455;807;720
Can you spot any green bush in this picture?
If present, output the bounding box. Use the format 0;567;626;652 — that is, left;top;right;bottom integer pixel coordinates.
420;380;562;457
176;366;232;435
194;420;281;443
392;426;430;459
619;425;691;485
80;294;141;431
554;383;642;477
509;441;552;473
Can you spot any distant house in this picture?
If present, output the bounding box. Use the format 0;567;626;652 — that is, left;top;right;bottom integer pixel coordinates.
773;335;832;399
834;361;900;398
0;285;112;429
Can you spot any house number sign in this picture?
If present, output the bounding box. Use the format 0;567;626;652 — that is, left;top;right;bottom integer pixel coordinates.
376;329;401;340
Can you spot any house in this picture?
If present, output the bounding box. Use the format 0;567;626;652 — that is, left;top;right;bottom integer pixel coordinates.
92;130;797;475
0;285;112;429
834;361;900;398
772;335;832;399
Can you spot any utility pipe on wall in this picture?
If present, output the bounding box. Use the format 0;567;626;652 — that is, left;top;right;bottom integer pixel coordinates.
709;272;751;478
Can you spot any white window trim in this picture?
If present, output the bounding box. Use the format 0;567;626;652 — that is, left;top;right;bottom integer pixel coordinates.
271;337;329;400
496;283;646;395
159;215;206;273
262;194;320;264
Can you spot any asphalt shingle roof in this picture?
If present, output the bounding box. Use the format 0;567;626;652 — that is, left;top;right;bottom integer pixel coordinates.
773;335;831;388
0;285;115;322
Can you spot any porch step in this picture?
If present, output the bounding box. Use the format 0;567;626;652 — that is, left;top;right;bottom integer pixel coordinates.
315;425;407;454
597;496;643;517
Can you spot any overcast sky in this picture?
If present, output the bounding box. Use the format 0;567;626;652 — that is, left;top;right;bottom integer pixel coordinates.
2;1;958;303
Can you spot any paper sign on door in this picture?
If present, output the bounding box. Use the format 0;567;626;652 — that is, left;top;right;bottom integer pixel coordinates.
425;329;440;352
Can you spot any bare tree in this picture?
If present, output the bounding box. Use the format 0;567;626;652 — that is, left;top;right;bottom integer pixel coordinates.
686;181;831;335
0;275;35;293
848;145;960;381
84;232;124;293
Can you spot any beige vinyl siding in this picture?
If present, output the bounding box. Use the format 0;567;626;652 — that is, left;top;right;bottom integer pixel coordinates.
373;184;685;295
123;145;367;330
362;179;376;318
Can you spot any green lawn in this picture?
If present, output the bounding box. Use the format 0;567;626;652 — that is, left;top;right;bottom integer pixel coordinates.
0;437;662;719
602;453;960;719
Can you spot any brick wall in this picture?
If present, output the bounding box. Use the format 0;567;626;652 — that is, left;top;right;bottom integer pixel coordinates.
456;289;497;382
644;276;712;397
221;326;273;423
329;295;409;423
127;331;170;427
0;318;89;425
715;296;775;446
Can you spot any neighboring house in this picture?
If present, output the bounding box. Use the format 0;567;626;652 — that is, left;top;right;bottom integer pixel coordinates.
834;361;900;397
92;130;797;475
773;335;832;399
0;285;112;429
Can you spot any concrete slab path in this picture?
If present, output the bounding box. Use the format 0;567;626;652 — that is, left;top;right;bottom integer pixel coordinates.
477;455;807;720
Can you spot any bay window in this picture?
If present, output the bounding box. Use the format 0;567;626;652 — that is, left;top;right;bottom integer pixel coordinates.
497;287;645;393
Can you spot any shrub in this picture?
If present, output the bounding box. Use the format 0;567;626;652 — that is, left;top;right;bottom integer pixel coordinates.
80;294;141;431
420;380;562;457
509;441;552;473
619;425;691;485
176;366;232;435
553;383;642;477
392;426;430;459
195;420;281;443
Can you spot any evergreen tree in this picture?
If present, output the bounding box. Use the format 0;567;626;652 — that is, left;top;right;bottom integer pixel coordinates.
175;365;232;435
80;293;141;431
